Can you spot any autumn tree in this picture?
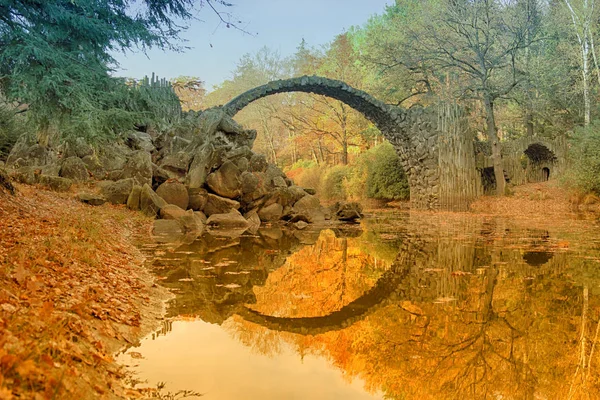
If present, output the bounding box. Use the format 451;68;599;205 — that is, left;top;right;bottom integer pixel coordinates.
171;76;207;111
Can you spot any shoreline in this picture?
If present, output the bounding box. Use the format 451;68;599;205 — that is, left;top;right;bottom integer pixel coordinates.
0;184;170;399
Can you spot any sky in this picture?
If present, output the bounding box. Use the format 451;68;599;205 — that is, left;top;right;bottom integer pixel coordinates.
111;0;393;90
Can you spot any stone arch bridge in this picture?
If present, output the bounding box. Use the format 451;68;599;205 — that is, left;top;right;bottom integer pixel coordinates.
223;76;443;209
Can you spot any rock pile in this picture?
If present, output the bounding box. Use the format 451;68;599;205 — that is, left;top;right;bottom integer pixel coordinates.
4;108;363;237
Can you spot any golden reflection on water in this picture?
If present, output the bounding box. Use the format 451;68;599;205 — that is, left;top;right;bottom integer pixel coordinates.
121;211;600;400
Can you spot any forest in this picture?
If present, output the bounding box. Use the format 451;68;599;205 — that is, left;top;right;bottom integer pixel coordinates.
2;0;600;203
3;1;600;399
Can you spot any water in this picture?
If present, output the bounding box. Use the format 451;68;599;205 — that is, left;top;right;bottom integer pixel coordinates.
118;211;600;399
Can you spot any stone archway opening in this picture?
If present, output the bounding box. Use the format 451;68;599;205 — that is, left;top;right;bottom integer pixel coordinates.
222;76;442;209
523;143;557;183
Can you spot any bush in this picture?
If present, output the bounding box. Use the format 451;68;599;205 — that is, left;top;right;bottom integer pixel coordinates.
567;121;600;194
363;142;409;201
321;165;351;201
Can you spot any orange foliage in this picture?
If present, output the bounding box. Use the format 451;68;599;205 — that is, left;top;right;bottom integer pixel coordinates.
0;185;160;399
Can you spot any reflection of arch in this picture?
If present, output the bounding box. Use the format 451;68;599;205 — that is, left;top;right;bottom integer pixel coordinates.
236;236;433;335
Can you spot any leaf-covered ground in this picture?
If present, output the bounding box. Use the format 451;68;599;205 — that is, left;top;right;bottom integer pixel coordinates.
0;184;168;399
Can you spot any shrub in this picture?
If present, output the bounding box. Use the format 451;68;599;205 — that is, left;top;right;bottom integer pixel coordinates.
321;165;351;201
363;142;409;201
567;121;600;195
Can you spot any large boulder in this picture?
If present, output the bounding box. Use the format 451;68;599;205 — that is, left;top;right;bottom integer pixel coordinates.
186;144;224;189
97;143;130;172
206;210;250;230
120;150;152;186
245;210;261;233
126;131;155;152
249;154;268;173
159;204;188;220
140;183;167;217
60;156;89;182
38;175;72;192
100;178;134;204
178;210;204;235
64;138;93;159
81;155;106;178
156;181;189;210
159;151;192;176
291;195;324;223
258;203;283;222
188;187;208;211
334;202;364;222
206;161;242;199
127;185;142;210
203;194;240;217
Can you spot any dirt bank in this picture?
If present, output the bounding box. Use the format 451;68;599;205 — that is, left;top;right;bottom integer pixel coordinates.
0;184;169;399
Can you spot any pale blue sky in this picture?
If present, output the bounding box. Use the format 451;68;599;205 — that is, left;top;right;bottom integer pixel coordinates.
111;0;393;90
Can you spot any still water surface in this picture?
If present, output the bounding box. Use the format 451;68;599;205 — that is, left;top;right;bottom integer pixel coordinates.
118;211;600;399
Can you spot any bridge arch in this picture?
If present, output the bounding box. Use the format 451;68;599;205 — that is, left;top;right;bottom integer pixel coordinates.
222;76;442;209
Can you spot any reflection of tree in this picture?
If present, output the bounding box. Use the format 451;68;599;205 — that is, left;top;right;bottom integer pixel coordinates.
249;230;389;319
223;215;600;399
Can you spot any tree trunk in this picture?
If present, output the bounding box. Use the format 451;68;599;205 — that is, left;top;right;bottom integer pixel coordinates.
484;96;506;196
583;39;591;126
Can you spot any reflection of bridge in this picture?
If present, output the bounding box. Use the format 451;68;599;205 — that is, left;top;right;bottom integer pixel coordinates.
147;223;562;337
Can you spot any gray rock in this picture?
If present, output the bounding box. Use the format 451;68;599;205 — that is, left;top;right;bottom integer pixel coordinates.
38;175;72;192
204;194;240;217
120;150;152;186
291;195;324;223
234;157;249;172
249;154;268;173
219;115;244;134
65;137;93;158
127;131;155;152
100;178;134;204
97;143;130;172
335;202;364;221
127;185;142;210
140;183;167;217
156;181;189;210
206;210;250;230
258;203;283;222
78;193;106;206
245;210;261;233
81;155;105;178
198;108;225;136
178;210;204;235
188;187;208;211
194;211;208;224
272;176;287;188
159;151;192;174
186;144;217;189
60;156;88;182
10;166;39;185
159;204;188;220
240;171;260;195
206;161;242;199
